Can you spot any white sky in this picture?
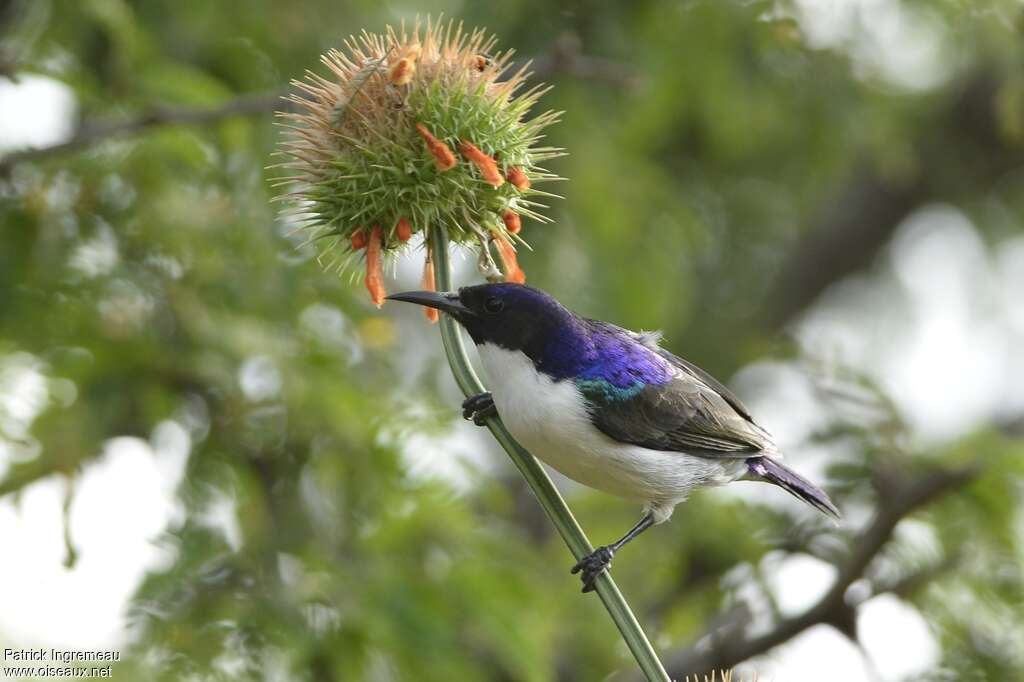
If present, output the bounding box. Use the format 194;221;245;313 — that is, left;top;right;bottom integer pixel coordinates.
0;430;187;649
0;75;76;153
1;6;1020;673
791;0;952;91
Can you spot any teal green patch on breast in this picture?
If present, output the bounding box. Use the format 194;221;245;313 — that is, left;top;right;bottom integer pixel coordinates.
575;378;646;402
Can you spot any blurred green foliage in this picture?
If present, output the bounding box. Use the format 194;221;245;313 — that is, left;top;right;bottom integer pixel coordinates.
1;1;1023;680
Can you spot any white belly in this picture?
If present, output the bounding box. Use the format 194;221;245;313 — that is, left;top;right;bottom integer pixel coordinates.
475;344;745;520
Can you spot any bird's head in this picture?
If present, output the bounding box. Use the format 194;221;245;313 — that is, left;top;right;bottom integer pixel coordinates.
389;283;673;385
388;283;580;356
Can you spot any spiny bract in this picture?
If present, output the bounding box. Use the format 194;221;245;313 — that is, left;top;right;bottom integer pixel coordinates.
274;18;563;312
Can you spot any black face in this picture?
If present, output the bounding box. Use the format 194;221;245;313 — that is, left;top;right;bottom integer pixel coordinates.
387;283;576;354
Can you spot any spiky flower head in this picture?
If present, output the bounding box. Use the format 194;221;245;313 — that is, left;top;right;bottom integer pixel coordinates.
275;18;563;314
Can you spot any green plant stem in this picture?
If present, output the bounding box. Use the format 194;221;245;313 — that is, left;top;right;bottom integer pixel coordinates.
429;227;670;682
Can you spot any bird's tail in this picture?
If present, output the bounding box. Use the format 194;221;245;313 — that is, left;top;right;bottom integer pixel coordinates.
747;457;840;519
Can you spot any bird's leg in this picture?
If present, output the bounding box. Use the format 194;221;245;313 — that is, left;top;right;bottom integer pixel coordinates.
571;512;655;593
461;392;497;426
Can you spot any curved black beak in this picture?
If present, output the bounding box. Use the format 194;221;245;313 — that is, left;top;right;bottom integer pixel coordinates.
386;290;471;316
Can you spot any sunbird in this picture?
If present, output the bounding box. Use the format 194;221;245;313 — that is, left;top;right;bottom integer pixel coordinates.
389;283;839;592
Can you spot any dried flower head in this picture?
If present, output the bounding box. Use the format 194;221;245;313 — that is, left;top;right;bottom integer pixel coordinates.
275;18;563;309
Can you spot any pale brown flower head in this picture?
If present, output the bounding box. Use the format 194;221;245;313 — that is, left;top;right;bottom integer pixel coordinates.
275;18;563;309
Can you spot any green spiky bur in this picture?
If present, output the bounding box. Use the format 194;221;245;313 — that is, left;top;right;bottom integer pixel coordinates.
275;20;563;278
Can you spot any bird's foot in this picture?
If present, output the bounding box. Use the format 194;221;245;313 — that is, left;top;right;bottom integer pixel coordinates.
462;392;496;426
571;546;615;593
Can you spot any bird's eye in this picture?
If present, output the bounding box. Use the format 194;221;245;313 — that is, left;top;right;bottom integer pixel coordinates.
483;296;504;313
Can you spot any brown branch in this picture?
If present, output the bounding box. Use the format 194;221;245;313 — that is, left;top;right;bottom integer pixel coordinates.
871;553;960;601
767;70;1020;328
0;39;635;174
767;166;926;327
530;32;641;88
0;90;287;173
639;462;979;679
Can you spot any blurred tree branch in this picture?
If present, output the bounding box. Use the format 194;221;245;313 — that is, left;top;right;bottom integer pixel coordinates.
0;454;62;498
0;90;286;173
768;71;1020;327
0;36;635;174
531;32;641;88
768;163;925;328
873;553;960;600
639;462;980;679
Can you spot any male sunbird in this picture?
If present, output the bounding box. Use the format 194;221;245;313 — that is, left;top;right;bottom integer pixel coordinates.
389;283;839;592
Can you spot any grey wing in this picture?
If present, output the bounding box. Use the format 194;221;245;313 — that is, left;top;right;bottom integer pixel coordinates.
655;347;754;421
581;321;771;458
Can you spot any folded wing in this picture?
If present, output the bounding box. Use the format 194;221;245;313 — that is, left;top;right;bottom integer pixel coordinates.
579;322;772;458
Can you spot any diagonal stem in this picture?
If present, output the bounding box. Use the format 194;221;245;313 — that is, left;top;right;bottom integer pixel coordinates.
429;227;670;682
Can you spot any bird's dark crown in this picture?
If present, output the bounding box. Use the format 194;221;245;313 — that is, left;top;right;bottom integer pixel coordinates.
454;282;579;354
452;283;671;387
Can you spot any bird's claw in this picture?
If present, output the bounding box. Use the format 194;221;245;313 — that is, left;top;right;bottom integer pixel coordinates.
570;546;615;593
462;392;497;426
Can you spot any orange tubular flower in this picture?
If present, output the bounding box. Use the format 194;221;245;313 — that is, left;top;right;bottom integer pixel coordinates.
351;228;368;249
506;166;530;191
459;141;504;187
396;217;413;242
492;229;525;283
364;226;386;307
415;123;457;171
502;211;522;234
421;250;439;323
